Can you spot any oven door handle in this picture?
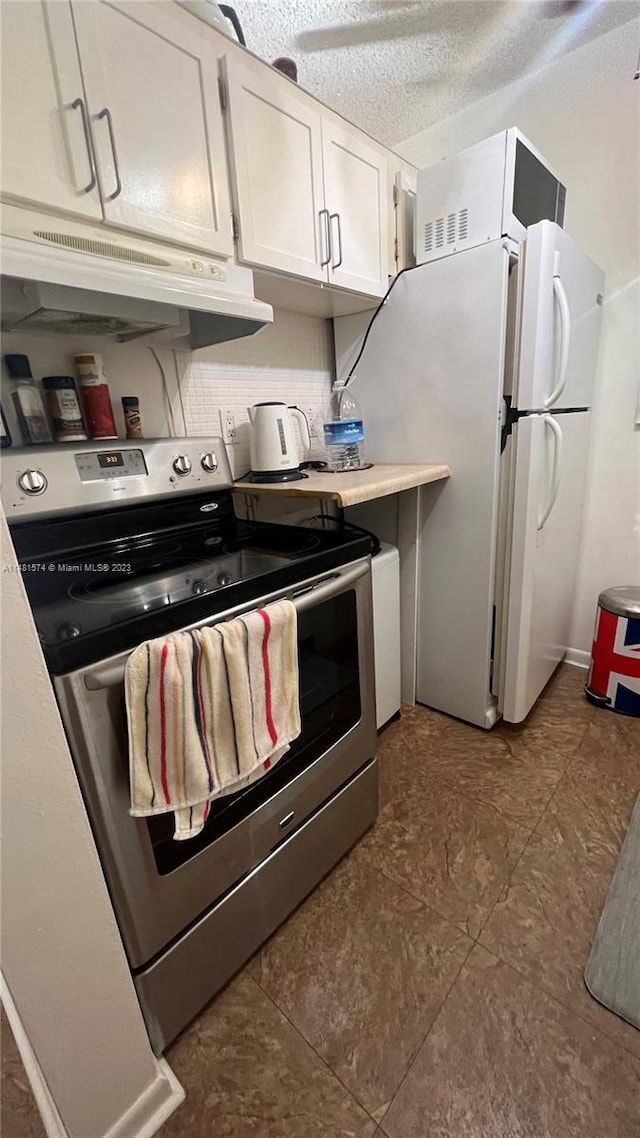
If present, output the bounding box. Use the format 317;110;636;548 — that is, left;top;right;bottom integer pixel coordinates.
83;558;370;691
289;558;369;611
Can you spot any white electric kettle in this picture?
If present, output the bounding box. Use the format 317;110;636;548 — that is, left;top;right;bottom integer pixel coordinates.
247;402;311;482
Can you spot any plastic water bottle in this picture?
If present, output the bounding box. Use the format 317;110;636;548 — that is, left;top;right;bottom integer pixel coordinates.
323;386;366;471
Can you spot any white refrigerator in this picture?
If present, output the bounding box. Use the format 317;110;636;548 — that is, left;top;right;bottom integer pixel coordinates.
346;220;604;727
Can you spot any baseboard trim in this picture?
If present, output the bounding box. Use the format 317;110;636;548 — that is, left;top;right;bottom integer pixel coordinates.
1;974;68;1138
564;649;591;670
103;1058;184;1138
1;975;184;1138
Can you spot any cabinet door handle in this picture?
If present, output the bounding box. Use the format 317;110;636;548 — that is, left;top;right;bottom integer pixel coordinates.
319;208;331;267
330;212;343;269
97;107;122;201
71;97;96;194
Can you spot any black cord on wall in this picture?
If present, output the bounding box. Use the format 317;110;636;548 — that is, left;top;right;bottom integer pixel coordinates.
343;263;420;387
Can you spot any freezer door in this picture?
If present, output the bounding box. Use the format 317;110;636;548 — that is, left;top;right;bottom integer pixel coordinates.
499;410;592;722
515;221;604;411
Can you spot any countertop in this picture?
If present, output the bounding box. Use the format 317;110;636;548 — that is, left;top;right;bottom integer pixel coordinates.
232;463;450;508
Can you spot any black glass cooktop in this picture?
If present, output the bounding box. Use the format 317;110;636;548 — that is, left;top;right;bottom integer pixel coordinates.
10;490;371;673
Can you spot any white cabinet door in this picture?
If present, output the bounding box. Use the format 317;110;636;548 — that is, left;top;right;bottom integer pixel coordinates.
394;170;417;272
223;55;326;281
322;119;389;297
71;0;233;256
0;0;101;220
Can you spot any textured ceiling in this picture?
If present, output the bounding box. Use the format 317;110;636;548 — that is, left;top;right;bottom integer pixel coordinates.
234;0;639;145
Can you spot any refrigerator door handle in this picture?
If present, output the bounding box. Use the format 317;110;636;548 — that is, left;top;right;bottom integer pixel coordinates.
537;414;563;530
544;260;571;409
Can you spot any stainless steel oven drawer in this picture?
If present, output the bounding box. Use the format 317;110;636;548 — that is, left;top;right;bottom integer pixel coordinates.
134;756;378;1054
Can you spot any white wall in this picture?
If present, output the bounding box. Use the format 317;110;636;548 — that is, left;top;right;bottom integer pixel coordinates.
0;512;183;1138
397;20;640;656
2;309;332;468
2;307;333;521
1;333;177;441
180;307;332;479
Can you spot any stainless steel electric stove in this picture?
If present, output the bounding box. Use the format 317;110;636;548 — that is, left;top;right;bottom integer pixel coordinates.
2;437;378;1052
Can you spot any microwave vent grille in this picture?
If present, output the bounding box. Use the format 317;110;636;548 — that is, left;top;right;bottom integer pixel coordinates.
32;230;172;268
423;208;469;257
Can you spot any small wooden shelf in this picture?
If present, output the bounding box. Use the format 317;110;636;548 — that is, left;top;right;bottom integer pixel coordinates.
232;463;450;508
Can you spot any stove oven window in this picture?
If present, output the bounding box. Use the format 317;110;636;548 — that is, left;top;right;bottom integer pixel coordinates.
146;588;361;873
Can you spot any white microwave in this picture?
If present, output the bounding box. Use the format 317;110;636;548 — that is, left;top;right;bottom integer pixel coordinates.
416;127;566;265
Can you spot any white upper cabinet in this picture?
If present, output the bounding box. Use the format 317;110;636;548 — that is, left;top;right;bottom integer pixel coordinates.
322;119;389;296
71;0;233;256
223;52;390;296
394;169;417;273
223;54;326;281
0;0;102;220
1;0;402;296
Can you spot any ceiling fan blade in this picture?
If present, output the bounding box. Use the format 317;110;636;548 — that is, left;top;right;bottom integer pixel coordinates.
296;1;592;54
295;2;496;52
296;19;416;52
540;0;590;16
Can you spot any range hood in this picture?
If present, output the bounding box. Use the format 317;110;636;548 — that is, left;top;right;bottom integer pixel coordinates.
0;204;273;348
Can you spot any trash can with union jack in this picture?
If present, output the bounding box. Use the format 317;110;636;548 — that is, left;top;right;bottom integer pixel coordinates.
585;587;640;716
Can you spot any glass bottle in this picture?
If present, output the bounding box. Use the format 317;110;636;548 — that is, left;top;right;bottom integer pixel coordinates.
4;354;52;444
1;405;12;448
323;385;365;471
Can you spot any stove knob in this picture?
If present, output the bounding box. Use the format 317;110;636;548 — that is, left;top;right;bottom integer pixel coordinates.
172;455;192;477
58;622;81;640
217;571;232;587
18;469;47;495
201;452;218;473
191;579;208;596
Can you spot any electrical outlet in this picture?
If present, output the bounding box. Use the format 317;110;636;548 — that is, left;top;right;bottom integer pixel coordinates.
219;407;236;444
304;407;319;440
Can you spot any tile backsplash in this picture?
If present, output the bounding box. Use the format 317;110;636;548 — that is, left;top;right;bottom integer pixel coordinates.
180;308;333;480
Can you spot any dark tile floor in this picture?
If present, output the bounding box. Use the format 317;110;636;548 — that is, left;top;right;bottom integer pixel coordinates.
0;1010;46;1138
160;667;640;1138
4;666;639;1137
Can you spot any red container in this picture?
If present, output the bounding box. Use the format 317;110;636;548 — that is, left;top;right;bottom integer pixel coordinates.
585;587;640;717
75;354;117;439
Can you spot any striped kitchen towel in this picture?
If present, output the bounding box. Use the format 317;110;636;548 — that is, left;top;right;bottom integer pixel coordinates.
125;600;301;840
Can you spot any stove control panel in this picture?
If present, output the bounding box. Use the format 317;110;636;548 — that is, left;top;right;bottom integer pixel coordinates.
75;448;148;482
1;437;232;521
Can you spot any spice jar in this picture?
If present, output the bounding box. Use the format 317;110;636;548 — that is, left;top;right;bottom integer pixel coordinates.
122;396;143;439
43;376;87;442
75;353;118;439
1;405;12;448
4;354;52;445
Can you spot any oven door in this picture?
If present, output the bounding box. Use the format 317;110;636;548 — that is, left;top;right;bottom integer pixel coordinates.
55;556;375;969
